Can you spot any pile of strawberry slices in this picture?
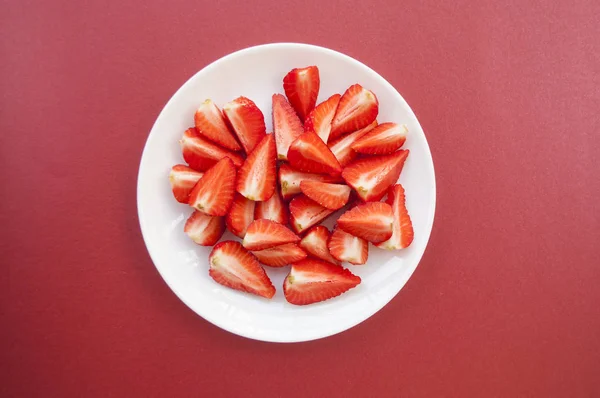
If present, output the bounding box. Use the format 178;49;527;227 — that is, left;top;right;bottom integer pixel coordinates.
168;66;414;305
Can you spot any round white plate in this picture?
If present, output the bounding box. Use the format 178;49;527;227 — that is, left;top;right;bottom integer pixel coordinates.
137;43;436;343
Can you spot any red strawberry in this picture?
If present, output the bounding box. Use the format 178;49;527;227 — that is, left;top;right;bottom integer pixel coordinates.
337;202;394;243
184;211;225;246
209;241;275;299
180;128;244;171
330;84;379;140
351;123;408;155
169;165;204;204
223;96;266;154
328;227;369;265
236;134;276;201
342;150;409;202
375;184;414;250
194;99;242;151
300;180;351;210
225;193;255;238
252;243;307;267
289;195;335;234
299;226;340;265
328;121;378;167
304;94;341;143
242;219;300;251
272;94;304;160
283;258;361;305
283;66;320;122
288;131;342;176
188;157;236;216
279;163;342;200
254;186;288;225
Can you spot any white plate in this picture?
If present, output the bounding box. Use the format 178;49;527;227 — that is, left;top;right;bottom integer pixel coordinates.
137;43;436;343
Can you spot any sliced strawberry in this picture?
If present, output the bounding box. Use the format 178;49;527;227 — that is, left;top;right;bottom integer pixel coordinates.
299;180;351;210
208;241;275;299
225;193;255;238
328;227;369;265
169;164;204;204
304;94;341;143
279;163;343;200
375;184;414;250
184;210;225;246
254;186;288;225
328;121;378;167
288;195;335;234
236;134;276;201
188;157;236;216
299;226;340;265
242;219;300;251
272;94;304;160
282;66;320;122
194;99;242;151
283;258;361;305
330;84;379;140
252;243;307;267
337;202;394;243
180;128;244;171
222;96;266;154
288;131;342;176
351;123;408;155
342;150;409;202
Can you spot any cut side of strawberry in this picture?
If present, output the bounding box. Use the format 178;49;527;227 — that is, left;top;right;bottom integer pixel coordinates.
300;180;351;210
223;96;266;154
272;94;304;160
342;149;409;202
299;226;340;265
283;66;320;122
242;219;300;251
180;128;244;171
304;94;341;144
351;123;408;155
288;195;335;234
184;211;225;246
279;164;342;200
337;202;394;243
225;193;255;238
236;134;276;201
252;243;307;267
288;130;342;176
283;258;361;305
188;157;236;216
169;164;204;204
254;186;288;225
375;184;414;250
194;99;242;151
329;121;378;167
209;241;275;299
328;227;368;265
330;84;379;140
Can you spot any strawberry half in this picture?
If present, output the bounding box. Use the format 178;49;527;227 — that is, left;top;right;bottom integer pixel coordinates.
194;99;242;151
225;193;255;238
242;219;300;251
180;128;244;171
279;163;342;200
209;241;275;299
283;258;361;305
328;121;378;167
254;186;288;225
283;66;320;122
272;94;304;160
236;134;276;201
184;211;225;246
304;94;341;143
328;227;369;265
337;202;394;243
375;184;414;250
299;226;340;265
288;130;342;176
223;96;266;154
351;123;408;155
188;157;236;216
169;165;204;204
342;149;409;202
252;243;307;267
289;195;335;234
299;180;351;210
330;84;379;140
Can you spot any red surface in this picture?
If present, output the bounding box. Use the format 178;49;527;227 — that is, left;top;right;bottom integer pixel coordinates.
2;1;599;396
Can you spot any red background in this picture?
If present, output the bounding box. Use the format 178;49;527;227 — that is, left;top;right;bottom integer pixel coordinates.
2;0;599;396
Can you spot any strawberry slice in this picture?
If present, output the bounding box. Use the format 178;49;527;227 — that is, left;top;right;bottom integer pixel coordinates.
304;94;341;143
330;84;379;140
299;180;351;210
188;157;236;216
279;163;342;200
342;149;409;202
169;165;204;204
289;195;335;234
283;66;320;122
223;96;266;154
252;243;307;267
236;134;276;201
375;184;414;250
242;219;300;251
208;241;275;299
288;131;342;176
225;193;255;238
283;258;361;305
351;123;408;155
299;226;340;265
184;210;225;246
337;202;394;243
254;186;288;225
194;99;242;151
329;121;378;167
328;227;369;265
272;94;304;160
180;128;244;171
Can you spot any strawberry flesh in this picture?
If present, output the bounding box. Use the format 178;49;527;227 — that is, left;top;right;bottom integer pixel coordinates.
184;210;225;246
169;164;204;204
300;180;351;210
288;195;335;234
194;99;242;151
242;219;300;251
328;227;369;265
299;226;340;265
236;133;276;201
304;94;341;144
288;130;342;176
223;96;266;154
279;164;343;200
252;243;307;267
272;94;304;160
283;66;320;122
337;202;394;243
330;84;379;140
225;193;255;238
351;123;408;155
188;157;236;216
254;186;288;225
180;127;244;171
328;121;378;167
375;184;414;250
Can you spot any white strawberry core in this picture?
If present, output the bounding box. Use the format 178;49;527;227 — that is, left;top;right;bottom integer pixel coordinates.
342;234;363;263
